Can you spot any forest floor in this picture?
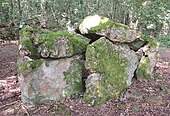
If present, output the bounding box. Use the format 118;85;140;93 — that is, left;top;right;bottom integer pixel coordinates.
0;42;170;116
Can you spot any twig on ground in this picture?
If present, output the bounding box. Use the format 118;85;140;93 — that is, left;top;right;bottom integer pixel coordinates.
0;101;16;109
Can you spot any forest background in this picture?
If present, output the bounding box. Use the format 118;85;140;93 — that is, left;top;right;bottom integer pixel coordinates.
0;0;170;47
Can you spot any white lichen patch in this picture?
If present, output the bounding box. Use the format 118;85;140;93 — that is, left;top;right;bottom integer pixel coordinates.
79;15;109;34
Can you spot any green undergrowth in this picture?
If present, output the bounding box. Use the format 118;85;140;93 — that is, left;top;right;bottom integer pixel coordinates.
156;34;170;48
48;103;70;115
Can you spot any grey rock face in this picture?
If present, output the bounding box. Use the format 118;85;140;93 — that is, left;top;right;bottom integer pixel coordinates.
38;36;72;58
18;55;83;104
136;37;159;79
18;17;159;106
147;47;159;78
121;44;139;86
83;37;138;105
78;15;141;44
95;27;141;43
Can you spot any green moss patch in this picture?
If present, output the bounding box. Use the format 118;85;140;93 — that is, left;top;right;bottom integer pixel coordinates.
136;56;151;80
141;36;159;50
84;37;128;105
20;38;37;57
63;60;84;97
18;59;43;74
19;25;38;37
36;30;88;57
19;26;39;57
20;26;88;58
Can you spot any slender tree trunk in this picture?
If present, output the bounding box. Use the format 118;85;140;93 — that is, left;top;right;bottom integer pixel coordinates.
40;0;47;28
129;10;138;30
111;0;115;20
83;0;87;16
17;0;22;26
123;1;126;24
129;10;133;28
9;0;13;21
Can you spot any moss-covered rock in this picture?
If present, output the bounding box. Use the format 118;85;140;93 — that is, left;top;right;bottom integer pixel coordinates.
18;55;84;104
19;26;39;58
142;37;159;53
18;59;43;75
63;60;84;97
136;56;151;80
19;26;89;59
78;15;141;44
136;37;159;79
37;30;88;58
83;37;138;105
79;15;128;34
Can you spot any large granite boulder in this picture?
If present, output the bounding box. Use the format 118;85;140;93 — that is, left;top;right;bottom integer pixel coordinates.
18;55;84;104
18;26;88;104
83;37;138;105
78;15;143;49
19;26;88;59
36;31;88;58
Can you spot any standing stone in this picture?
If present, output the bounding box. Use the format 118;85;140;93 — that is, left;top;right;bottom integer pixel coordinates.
136;37;159;79
18;55;84;104
83;37;138;105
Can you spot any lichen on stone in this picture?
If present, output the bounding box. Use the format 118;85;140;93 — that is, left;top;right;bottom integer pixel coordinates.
84;37;129;105
63;59;84;98
79;15;128;34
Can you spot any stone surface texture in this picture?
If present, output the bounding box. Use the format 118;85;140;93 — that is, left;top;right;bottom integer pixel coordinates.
18;55;83;104
83;37;138;105
18;15;159;105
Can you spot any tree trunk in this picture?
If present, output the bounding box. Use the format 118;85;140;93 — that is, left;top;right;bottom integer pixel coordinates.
17;0;22;23
9;0;13;21
129;10;138;30
40;0;47;28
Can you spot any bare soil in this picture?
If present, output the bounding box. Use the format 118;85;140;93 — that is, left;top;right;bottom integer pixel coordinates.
0;42;170;116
